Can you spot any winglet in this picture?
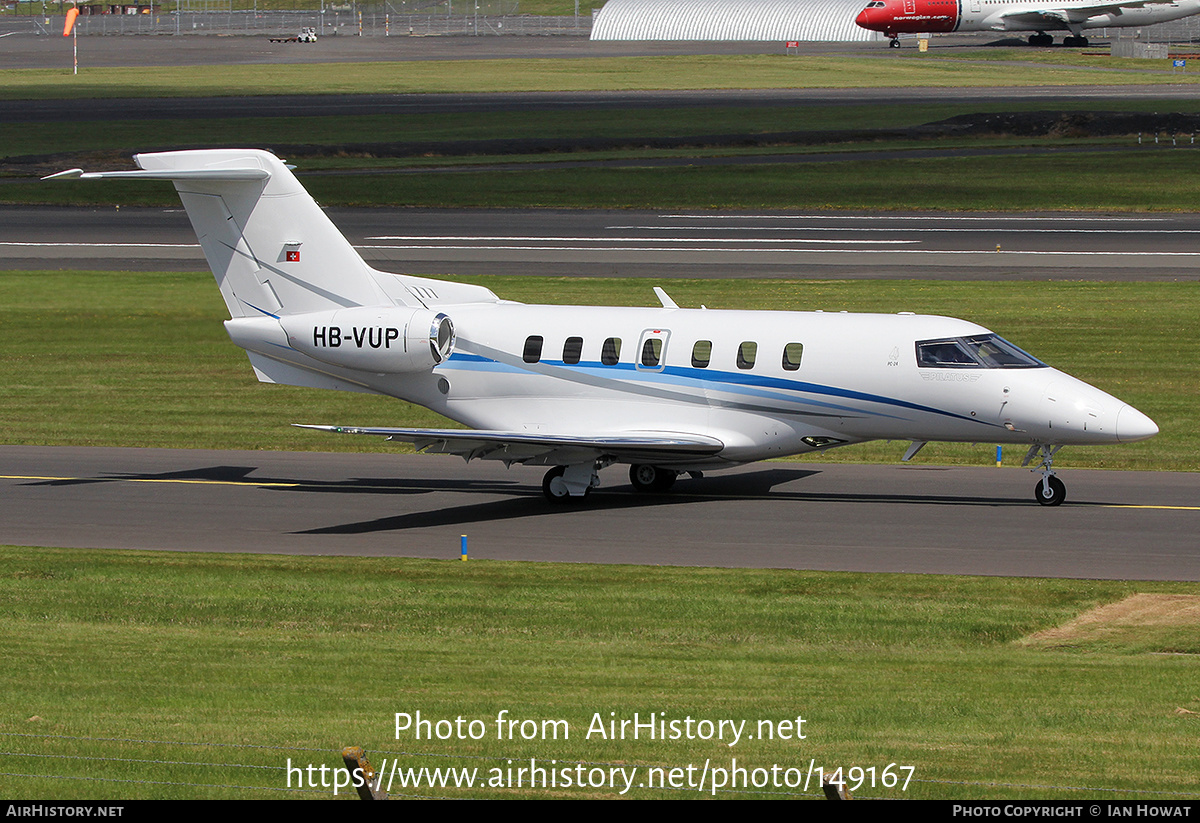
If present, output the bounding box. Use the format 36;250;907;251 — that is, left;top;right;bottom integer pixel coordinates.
654;287;680;309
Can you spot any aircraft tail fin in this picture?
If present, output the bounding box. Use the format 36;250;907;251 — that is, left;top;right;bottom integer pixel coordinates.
48;149;388;319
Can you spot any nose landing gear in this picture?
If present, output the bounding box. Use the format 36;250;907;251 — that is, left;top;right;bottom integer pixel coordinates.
1024;444;1066;506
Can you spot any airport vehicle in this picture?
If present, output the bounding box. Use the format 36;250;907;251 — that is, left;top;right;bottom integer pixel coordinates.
854;0;1200;47
268;27;317;43
46;149;1158;506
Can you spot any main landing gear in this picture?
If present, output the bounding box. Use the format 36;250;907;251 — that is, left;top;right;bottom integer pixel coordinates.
1024;444;1066;506
1028;32;1087;46
541;464;600;503
540;463;686;503
629;464;678;493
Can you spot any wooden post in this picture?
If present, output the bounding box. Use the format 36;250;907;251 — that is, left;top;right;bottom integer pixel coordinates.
341;746;387;800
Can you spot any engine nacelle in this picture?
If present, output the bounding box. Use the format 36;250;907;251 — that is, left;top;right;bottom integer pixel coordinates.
280;306;454;374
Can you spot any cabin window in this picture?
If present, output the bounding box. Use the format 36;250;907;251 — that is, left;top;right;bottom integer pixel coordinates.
916;334;1046;369
782;342;804;371
562;336;583;365
691;340;712;368
917;339;975;368
601;337;622;365
737;341;757;370
968;335;1045;368
641;338;663;368
523;335;544;364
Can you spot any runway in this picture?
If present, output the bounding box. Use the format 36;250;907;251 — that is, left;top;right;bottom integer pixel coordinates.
2;446;1196;580
6;204;1200;279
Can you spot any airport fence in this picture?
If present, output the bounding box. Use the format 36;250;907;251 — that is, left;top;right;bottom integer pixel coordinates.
3;1;594;36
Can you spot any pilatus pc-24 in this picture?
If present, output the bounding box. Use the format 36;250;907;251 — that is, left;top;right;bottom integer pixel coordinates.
48;150;1158;505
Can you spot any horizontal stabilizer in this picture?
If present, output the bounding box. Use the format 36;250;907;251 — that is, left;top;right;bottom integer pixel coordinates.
43;168;270;182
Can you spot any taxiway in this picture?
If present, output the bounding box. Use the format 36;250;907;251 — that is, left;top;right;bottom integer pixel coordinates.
6;205;1200;280
2;446;1196;581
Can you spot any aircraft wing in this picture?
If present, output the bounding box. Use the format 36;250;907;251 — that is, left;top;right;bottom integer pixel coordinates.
1002;0;1173;25
294;425;725;466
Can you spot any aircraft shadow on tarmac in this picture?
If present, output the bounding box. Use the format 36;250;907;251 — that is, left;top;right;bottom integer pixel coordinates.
23;462;1045;536
26;464;522;495
288;468;1038;535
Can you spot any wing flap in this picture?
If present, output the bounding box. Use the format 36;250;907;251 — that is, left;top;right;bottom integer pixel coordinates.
295;424;724;465
1001;0;1170;26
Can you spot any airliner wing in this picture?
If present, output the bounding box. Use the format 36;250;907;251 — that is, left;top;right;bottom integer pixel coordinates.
1002;0;1172;25
294;424;724;465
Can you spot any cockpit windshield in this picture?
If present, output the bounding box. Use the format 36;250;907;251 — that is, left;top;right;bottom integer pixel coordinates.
916;334;1046;369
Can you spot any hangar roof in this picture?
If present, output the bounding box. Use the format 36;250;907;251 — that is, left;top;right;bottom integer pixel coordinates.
590;0;880;41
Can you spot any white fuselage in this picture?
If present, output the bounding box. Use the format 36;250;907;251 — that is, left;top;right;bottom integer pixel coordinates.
964;0;1200;32
855;0;1200;36
245;302;1152;469
59;149;1157;503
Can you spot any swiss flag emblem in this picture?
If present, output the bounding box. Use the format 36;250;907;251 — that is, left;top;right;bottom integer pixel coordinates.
286;250;301;262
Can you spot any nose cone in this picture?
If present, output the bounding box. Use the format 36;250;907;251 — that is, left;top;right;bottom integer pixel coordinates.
1116;404;1158;443
856;9;871;27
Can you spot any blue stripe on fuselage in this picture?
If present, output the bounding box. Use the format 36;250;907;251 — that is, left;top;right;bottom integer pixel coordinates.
441;351;996;427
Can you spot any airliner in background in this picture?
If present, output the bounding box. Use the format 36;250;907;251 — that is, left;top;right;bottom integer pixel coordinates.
47;150;1158;506
855;0;1200;47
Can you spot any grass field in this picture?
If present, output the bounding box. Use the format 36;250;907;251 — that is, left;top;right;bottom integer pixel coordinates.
8;51;1200;213
1;547;1197;799
4;52;1200;101
15;101;1177;159
0;271;1192;470
15;147;1200;212
9;105;1200;212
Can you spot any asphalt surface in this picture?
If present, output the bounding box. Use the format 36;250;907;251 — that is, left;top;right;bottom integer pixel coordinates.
3;446;1196;580
0;30;818;70
6;204;1200;279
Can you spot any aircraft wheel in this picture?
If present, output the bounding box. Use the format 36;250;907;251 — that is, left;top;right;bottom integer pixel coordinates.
629;464;677;493
1034;475;1066;507
543;466;571;503
888;38;901;48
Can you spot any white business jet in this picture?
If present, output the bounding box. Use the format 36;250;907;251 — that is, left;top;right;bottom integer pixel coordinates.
47;149;1158;506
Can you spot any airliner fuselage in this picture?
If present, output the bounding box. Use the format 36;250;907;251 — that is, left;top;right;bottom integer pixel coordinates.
856;0;1200;46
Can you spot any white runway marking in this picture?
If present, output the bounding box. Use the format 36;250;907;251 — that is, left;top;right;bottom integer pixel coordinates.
0;242;198;249
611;226;1200;235
357;244;1200;257
364;235;918;245
656;214;1172;223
